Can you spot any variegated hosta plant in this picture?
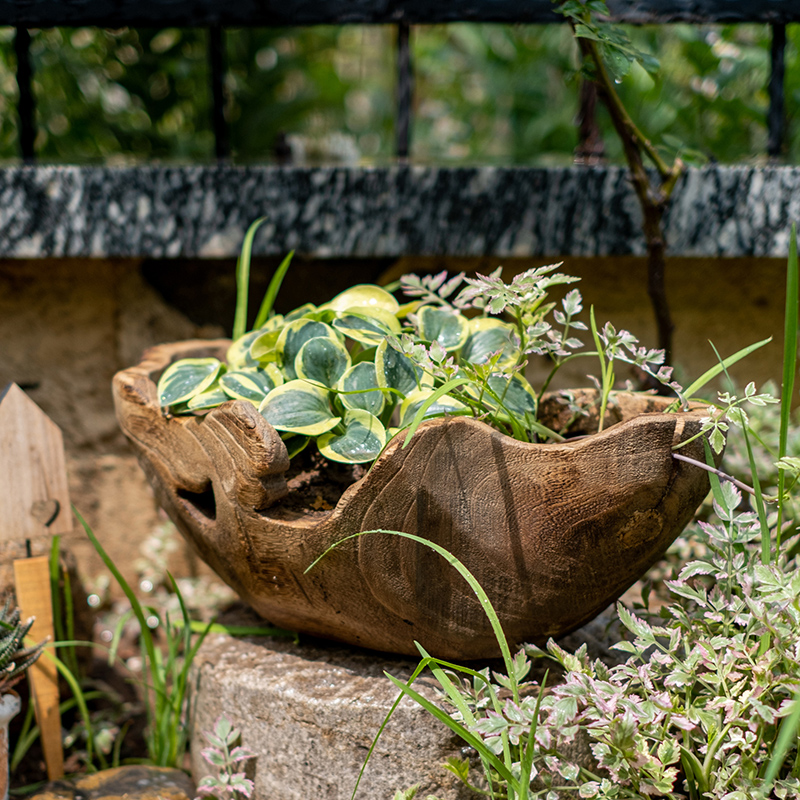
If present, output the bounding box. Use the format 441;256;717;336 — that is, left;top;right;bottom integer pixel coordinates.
157;263;677;465
157;201;691;470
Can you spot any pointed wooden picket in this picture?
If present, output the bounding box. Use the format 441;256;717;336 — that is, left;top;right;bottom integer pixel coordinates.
0;383;72;540
0;383;66;779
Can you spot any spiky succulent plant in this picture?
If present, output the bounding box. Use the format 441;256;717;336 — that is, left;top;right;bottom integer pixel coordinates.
0;598;46;693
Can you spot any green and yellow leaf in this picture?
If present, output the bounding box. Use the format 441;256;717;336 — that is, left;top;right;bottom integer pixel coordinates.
186;386;229;411
294;336;352;388
259;380;340;435
280;433;311;460
337;361;385;416
284;303;317;322
460;318;517;365
375;339;428;397
227;330;263;370
332;307;402;345
157;358;223;408
277;319;339;380
220;369;279;403
325;284;399;315
418;306;468;351
480;373;538;419
317;409;387;464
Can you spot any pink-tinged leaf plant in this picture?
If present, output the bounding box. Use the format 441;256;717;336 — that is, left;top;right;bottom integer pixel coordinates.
349;228;800;800
195;715;256;800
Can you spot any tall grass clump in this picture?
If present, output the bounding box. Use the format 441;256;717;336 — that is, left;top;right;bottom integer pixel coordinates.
75;509;211;768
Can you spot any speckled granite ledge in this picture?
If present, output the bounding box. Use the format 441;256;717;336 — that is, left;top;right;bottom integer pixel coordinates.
0;164;797;259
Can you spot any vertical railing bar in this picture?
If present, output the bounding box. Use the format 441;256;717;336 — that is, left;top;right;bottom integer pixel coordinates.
396;20;412;159
768;22;786;159
208;23;230;161
14;27;36;163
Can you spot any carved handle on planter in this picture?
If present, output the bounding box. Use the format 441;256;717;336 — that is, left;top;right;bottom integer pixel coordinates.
112;340;290;516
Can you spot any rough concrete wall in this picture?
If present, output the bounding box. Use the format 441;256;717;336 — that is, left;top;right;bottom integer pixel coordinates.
0;258;224;592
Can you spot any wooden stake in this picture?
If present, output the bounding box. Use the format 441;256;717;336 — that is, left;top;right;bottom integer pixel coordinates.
13;557;63;780
0;384;69;780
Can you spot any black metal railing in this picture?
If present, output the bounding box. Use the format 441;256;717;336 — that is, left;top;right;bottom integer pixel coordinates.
3;0;799;163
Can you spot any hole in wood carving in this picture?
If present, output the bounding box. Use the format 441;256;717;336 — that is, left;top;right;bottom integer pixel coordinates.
177;485;217;521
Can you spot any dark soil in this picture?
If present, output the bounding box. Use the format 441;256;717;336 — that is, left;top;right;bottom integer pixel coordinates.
264;448;367;520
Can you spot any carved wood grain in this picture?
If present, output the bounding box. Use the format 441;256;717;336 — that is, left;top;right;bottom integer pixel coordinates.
113;340;714;659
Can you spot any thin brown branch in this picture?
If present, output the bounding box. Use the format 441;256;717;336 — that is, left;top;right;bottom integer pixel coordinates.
672;453;757;497
575;33;685;366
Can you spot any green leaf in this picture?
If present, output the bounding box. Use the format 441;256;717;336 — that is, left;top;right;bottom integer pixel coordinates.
277;319;339;380
338;362;385;416
375;339;426;397
284;303;318;322
481;374;537;417
418;306;468;351
305;529;519;719
233;217;267;340
777;222;798;550
253;251;294;329
220;369;278;403
678;337;772;401
325;284;400;315
317;409;386;464
762;689;800;791
226;329;264;370
259;381;340;435
332;307;402;345
281;433;311;459
399;387;467;429
186;386;228;411
295;336;352;388
157;358;223;407
249;330;282;363
460;318;517;365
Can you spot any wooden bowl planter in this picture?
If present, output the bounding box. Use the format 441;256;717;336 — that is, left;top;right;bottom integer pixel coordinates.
113;339;714;660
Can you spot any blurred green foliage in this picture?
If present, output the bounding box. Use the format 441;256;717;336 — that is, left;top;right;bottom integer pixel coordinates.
0;22;796;164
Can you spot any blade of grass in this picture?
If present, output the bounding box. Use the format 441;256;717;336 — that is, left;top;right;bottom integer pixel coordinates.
49;647;105;769
253;250;295;329
167;573;213;765
414;645;477;727
674;337;772;404
349;659;430;800
761;688;800;791
777;223;799;550
74;507;169;762
384;672;521;792
703;437;727;511
305;529;517;686
740;423;772;564
233;217;267;340
402;377;473;448
709;339;772;562
519;670;549;800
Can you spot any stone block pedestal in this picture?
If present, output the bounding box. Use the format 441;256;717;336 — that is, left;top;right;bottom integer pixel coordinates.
190;618;478;800
190;607;618;800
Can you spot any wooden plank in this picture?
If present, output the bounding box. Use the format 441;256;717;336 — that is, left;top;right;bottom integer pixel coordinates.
0;384;72;540
0;0;797;27
14;557;63;780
